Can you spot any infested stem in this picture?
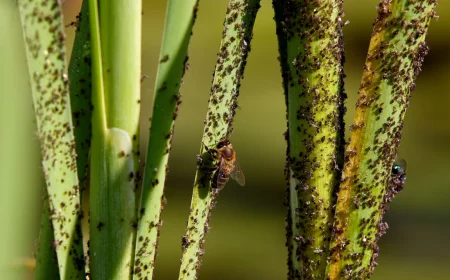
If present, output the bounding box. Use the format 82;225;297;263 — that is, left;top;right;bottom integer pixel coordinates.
326;1;438;279
178;1;261;279
273;0;346;278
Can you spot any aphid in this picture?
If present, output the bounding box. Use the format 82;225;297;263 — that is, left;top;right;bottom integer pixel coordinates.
204;138;245;190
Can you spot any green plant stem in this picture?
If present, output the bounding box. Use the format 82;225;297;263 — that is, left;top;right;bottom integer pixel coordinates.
34;199;60;280
273;1;345;278
69;0;91;194
18;1;85;279
88;0;141;279
178;1;260;279
326;1;437;279
133;1;198;279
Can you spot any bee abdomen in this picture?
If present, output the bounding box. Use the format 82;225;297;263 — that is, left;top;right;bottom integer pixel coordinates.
212;171;230;190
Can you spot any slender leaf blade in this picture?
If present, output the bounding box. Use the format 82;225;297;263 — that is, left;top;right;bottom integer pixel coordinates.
18;0;85;278
133;0;199;278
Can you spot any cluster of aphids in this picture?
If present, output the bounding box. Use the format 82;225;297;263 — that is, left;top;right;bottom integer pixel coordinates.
385;159;407;204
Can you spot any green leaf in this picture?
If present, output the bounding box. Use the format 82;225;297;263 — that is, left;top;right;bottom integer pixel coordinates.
133;0;199;279
69;0;92;194
18;0;85;278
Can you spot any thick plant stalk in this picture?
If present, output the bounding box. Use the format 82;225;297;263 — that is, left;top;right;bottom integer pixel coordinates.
18;1;85;279
69;0;92;193
273;0;345;278
88;0;141;279
133;1;198;279
178;1;260;279
326;1;438;279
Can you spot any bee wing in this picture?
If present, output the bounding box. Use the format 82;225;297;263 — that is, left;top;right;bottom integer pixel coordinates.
230;159;245;186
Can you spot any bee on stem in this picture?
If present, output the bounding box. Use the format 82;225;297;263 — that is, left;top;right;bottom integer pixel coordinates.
203;138;245;190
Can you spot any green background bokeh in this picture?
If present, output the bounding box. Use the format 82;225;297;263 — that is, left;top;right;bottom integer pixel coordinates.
1;0;449;279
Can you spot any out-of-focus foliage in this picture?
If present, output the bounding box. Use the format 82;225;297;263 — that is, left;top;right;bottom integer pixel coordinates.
0;1;41;280
2;0;449;279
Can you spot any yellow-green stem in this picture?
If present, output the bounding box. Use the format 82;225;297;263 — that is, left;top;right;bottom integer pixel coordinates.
326;1;438;279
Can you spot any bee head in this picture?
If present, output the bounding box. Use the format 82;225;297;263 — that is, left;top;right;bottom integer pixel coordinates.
216;139;230;149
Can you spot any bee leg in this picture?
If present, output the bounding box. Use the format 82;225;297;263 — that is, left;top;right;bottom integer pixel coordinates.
202;142;218;157
196;154;203;166
197;166;217;186
199;165;218;173
211;188;220;196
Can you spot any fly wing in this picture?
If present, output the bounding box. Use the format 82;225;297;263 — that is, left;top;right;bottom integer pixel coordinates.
230;159;245;186
396;159;407;171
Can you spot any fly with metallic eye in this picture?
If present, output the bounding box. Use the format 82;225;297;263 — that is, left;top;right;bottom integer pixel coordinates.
385;159;407;204
391;159;406;194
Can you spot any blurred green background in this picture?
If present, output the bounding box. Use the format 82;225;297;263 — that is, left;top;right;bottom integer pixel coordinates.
1;0;449;279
